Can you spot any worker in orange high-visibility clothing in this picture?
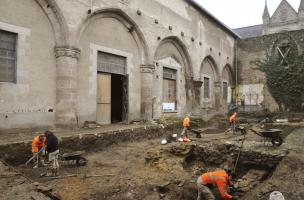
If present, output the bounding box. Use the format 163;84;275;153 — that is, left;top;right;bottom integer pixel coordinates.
196;169;238;200
229;112;237;133
179;114;191;142
31;135;46;168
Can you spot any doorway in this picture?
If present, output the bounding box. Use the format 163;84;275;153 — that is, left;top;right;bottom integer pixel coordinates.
111;74;123;123
96;51;128;125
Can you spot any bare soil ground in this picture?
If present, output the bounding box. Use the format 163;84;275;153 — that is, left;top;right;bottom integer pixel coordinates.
0;122;302;200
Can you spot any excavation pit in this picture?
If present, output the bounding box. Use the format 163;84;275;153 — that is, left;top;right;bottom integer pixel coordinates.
0;127;289;200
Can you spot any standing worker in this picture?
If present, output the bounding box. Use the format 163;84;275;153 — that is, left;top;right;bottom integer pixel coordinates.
31;134;46;168
229;112;237;133
196;169;238;200
44;131;59;176
179;114;191;142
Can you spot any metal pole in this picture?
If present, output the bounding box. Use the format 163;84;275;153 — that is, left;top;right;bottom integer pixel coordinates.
233;133;246;174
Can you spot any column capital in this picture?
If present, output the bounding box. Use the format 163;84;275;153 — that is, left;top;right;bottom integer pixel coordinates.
140;64;155;73
214;81;222;87
55;46;81;59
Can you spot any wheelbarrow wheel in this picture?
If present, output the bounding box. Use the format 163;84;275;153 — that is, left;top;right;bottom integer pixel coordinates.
271;136;283;146
76;157;87;166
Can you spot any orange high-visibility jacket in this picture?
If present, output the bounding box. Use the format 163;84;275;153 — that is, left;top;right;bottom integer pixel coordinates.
32;136;46;153
201;170;233;199
229;113;237;124
183;116;190;127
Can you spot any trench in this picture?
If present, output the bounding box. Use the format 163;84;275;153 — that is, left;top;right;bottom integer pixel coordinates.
0;120;291;200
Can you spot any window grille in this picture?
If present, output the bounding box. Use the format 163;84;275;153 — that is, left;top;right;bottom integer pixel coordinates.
204;77;210;99
97;51;126;75
223;82;228;101
163;67;177;111
0;30;17;82
163;67;177;80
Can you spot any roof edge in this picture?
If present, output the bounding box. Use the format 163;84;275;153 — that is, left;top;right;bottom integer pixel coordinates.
186;0;241;39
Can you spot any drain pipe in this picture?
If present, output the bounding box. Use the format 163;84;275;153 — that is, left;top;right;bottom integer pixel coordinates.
235;39;238;105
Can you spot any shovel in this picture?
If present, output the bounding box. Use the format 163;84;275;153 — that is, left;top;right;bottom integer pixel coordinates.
25;147;44;165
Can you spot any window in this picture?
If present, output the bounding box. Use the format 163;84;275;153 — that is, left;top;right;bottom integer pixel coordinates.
203;77;210;99
223;81;228;101
277;44;291;66
162;67;177;111
0;30;17;82
97;51;126;75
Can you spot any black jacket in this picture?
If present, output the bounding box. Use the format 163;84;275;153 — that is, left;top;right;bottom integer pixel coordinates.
45;134;59;153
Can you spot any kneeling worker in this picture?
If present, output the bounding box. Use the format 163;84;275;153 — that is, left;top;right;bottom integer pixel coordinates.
31;134;46;168
197;169;238;200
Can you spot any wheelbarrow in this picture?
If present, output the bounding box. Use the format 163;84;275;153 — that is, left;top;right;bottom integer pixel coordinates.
250;128;283;146
59;151;88;166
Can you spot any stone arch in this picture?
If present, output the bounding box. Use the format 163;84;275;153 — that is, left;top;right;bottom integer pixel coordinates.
222;64;235;86
76;8;149;65
200;56;219;109
34;0;69;45
271;33;300;58
154;36;193;78
153;36;193;118
222;64;235;104
201;55;219;82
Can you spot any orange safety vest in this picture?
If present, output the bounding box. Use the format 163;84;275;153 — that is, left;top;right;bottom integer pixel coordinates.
32;136;46;153
229;113;237;124
183;116;190;127
201;170;233;199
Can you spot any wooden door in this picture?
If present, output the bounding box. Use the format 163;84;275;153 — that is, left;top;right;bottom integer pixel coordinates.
97;73;111;124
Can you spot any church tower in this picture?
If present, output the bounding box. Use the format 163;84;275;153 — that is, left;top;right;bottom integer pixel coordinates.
262;0;270;34
262;0;270;24
298;0;304;18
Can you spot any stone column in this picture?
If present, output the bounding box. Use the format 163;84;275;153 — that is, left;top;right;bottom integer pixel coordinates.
54;46;80;129
140;64;155;121
214;81;222;111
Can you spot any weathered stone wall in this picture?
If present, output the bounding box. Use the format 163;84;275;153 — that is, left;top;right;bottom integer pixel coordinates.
0;0;237;131
237;29;304;111
0;0;57;130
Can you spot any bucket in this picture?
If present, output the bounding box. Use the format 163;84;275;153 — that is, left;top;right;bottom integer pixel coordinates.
269;191;285;200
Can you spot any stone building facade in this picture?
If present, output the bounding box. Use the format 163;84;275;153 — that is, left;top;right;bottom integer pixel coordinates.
0;0;238;131
234;0;304;112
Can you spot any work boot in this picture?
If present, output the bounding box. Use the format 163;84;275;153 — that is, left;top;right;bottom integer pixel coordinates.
41;160;48;167
54;168;59;176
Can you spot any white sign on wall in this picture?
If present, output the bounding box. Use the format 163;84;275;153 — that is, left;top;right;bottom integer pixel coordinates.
239;84;264;105
162;102;175;111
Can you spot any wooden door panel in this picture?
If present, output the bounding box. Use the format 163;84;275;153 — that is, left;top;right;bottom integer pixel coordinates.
97;74;111;104
96;104;111;125
97;73;111;124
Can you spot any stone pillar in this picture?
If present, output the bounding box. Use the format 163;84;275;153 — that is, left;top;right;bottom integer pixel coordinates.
54;46;80;129
214;81;222;111
140;64;155;121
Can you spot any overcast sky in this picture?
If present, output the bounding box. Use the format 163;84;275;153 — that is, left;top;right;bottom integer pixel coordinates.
193;0;301;28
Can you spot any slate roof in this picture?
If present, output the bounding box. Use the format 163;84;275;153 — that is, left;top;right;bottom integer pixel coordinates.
233;24;263;39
